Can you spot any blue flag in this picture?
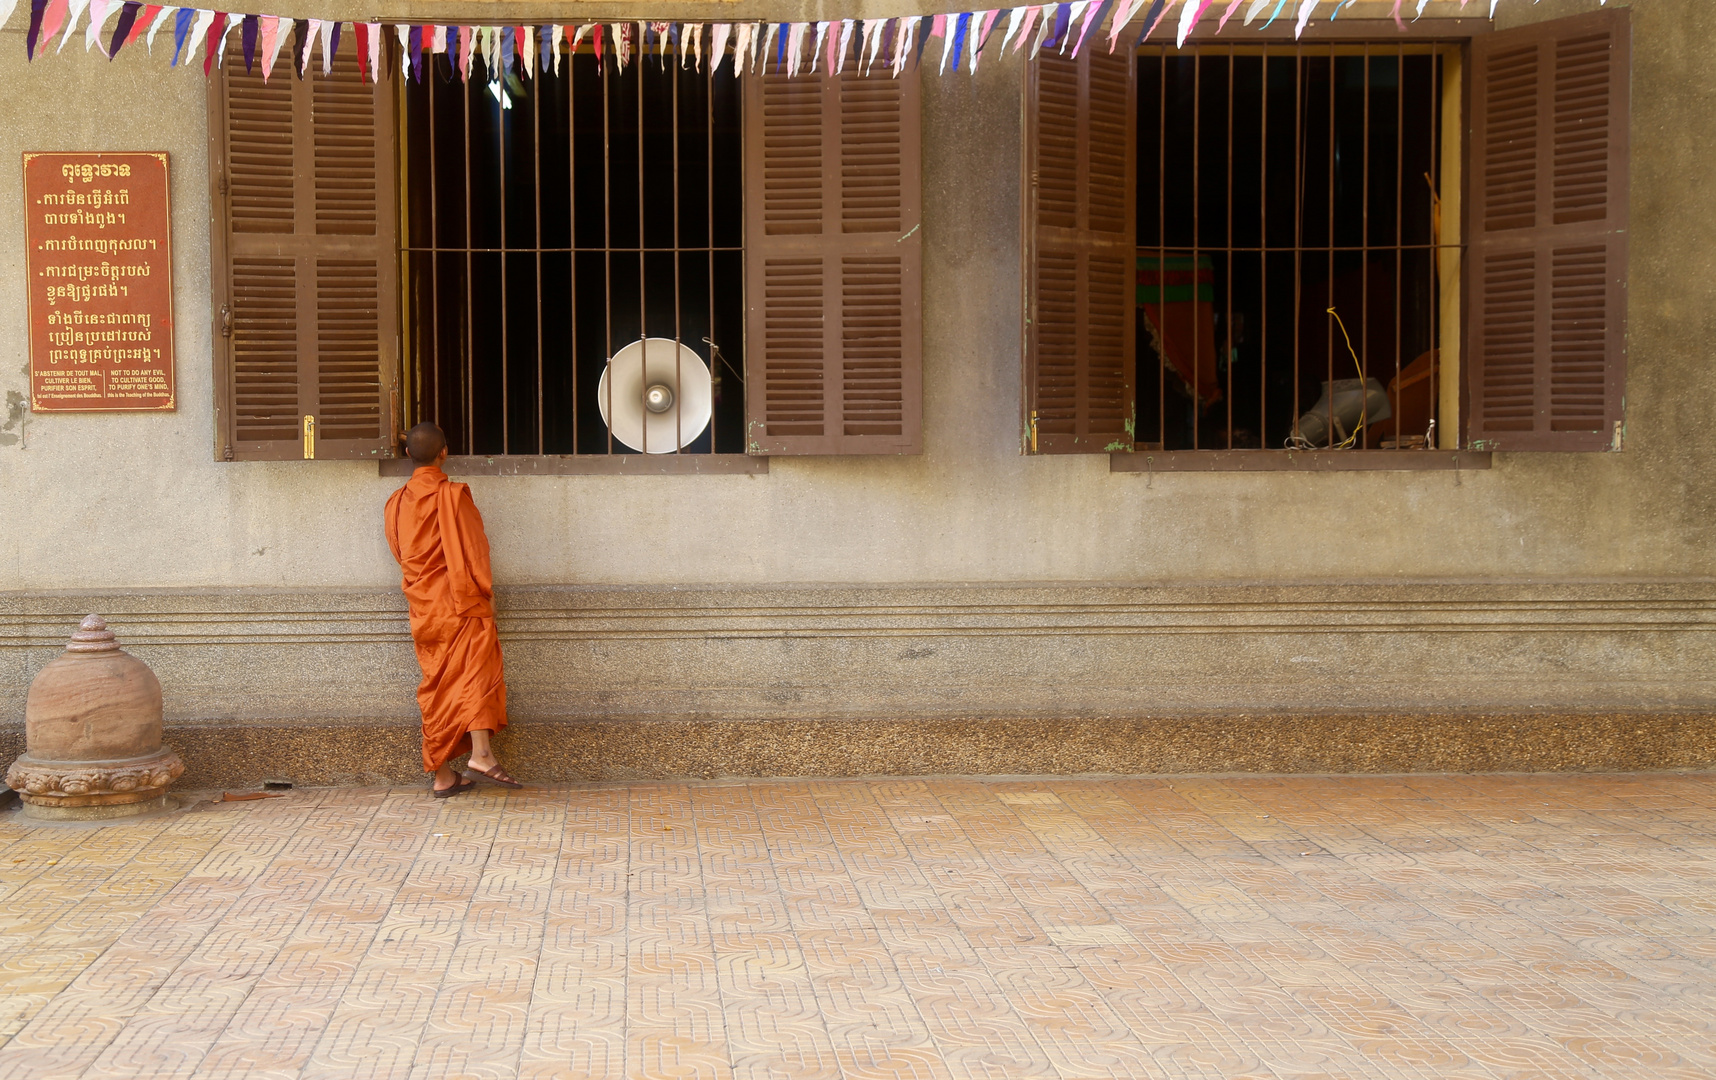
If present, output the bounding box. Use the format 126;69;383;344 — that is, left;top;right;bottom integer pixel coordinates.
169;6;194;67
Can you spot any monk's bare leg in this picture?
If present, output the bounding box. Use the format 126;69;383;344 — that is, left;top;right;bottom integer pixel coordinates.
468;729;499;773
463;728;522;787
433;763;462;791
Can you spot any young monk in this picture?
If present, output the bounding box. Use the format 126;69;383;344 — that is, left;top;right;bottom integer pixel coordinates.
384;423;523;796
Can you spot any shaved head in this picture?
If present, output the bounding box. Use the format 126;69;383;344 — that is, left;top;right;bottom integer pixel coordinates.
406;423;447;465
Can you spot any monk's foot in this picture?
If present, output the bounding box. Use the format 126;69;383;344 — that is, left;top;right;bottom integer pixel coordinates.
467;761;524;789
432;774;475;799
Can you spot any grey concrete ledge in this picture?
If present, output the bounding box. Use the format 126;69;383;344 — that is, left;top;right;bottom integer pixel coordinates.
6;580;1716;643
5;581;1716;726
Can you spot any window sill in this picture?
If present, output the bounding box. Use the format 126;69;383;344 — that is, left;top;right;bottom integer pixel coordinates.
1110;450;1492;473
379;454;768;478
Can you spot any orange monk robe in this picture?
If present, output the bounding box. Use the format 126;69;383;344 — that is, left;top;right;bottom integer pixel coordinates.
384;466;508;773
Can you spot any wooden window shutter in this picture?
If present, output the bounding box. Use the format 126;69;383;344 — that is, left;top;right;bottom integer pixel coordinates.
208;45;399;461
1467;8;1629;451
743;59;923;455
1023;48;1136;454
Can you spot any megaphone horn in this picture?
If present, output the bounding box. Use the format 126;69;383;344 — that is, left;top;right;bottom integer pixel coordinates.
597;338;714;454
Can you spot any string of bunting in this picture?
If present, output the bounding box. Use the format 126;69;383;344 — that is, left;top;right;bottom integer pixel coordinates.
5;0;1558;79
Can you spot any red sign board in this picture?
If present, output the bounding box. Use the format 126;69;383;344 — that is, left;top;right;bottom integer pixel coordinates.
24;151;175;412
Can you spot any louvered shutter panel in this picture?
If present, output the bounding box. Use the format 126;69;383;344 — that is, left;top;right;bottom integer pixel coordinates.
209;43;399;461
1467;9;1628;452
1023;49;1135;454
743;54;923;455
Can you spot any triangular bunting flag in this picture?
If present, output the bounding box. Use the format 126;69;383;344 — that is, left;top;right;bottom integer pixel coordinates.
107;0;140;56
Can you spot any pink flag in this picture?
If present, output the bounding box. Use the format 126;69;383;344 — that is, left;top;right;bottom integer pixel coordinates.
711;22;731;73
299;17;318;74
38;0;69;49
1013;6;1040;52
1108;0;1145;50
1178;0;1217;46
258;14;280;79
83;0;110;53
974;9;999;60
1145;0;1175;39
1073;1;1106;56
53;0;86;53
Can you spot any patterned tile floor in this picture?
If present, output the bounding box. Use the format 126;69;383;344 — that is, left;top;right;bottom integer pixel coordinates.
1;775;1714;1080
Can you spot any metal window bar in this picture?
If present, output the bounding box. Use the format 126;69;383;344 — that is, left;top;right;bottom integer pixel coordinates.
401;40;744;457
1136;42;1450;452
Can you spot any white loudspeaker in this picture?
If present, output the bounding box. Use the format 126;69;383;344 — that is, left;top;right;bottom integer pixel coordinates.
1291;377;1392;448
597;338;713;453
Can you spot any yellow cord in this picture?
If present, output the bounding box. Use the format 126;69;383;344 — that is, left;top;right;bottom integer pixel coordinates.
1326;306;1367;450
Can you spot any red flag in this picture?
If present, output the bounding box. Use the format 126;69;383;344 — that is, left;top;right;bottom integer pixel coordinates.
38;0;69;48
354;20;369;80
122;2;156;47
203;11;226;76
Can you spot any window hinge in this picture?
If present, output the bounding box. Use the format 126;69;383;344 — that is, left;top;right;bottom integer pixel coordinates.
219;304;231;337
223;444;234;461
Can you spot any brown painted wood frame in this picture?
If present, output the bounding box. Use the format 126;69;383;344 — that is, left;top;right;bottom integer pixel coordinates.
208;38;400;462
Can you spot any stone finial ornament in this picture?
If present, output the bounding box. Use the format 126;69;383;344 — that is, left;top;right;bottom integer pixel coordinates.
5;615;184;820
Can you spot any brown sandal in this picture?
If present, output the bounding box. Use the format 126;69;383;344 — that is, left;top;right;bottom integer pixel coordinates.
467;763;523;789
433;776;475;799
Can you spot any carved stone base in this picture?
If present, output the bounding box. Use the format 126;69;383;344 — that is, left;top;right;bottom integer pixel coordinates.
22;794;173;821
6;747;183;818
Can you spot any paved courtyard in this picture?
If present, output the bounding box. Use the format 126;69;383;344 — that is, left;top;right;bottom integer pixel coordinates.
0;774;1713;1080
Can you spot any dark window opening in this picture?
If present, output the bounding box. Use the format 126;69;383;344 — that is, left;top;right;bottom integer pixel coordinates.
1136;45;1446;451
402;51;745;456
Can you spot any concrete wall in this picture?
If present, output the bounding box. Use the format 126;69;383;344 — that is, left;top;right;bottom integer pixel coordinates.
3;0;1714;779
